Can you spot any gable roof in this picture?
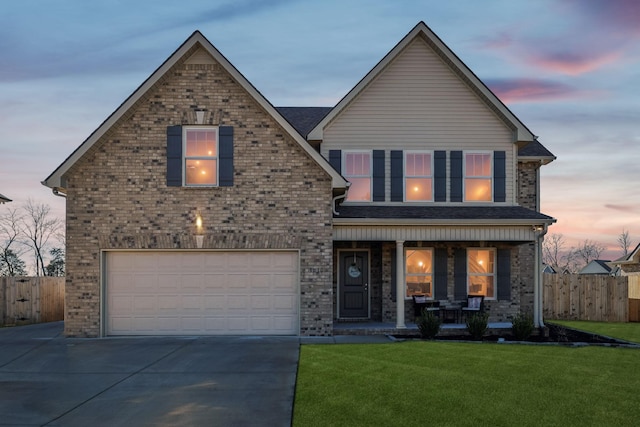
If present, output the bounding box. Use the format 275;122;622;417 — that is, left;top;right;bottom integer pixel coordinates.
613;243;640;265
308;21;542;148
42;32;347;191
0;193;11;204
579;259;613;274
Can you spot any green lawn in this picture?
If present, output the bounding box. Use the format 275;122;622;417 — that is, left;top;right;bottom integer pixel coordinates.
549;320;640;344
294;342;640;427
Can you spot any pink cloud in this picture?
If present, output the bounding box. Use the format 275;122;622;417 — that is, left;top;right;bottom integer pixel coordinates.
563;0;640;36
526;50;622;76
486;78;594;103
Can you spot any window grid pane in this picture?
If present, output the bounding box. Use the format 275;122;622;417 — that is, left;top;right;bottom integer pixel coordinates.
406;249;433;298
468;249;495;298
344;152;371;201
405;153;433;202
184;128;218;186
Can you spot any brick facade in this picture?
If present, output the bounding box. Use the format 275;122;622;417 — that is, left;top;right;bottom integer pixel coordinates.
63;48;335;337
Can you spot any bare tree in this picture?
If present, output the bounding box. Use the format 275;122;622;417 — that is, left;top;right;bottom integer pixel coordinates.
542;233;576;273
574;239;605;268
21;200;62;276
0;207;28;276
617;229;632;258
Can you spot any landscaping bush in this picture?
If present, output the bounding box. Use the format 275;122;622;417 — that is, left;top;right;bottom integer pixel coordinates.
512;312;535;340
416;309;441;339
465;312;489;340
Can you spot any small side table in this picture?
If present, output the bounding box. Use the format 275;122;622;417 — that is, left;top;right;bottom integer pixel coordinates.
441;306;461;324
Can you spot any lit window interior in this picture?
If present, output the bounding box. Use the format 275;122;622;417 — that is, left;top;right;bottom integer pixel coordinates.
344;152;371;201
467;249;495;298
406;249;433;297
465;153;491;201
405;153;432;201
185;129;217;185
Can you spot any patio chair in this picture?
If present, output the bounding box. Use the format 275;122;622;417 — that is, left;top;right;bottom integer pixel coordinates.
412;295;440;318
461;294;484;321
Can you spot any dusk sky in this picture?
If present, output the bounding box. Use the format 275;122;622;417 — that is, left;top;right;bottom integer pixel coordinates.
1;0;639;260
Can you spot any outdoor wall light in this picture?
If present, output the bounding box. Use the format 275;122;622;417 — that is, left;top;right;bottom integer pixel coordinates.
195;213;204;249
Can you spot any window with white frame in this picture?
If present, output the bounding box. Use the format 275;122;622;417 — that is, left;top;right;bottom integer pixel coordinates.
467;248;496;299
184;127;218;186
405;151;433;201
344;151;371;202
405;248;433;298
464;152;492;201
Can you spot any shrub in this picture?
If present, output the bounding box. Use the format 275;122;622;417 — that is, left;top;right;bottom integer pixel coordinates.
511;312;535;341
465;312;489;340
416;309;441;339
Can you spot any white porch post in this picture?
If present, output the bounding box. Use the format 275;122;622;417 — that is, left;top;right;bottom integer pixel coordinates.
396;240;406;329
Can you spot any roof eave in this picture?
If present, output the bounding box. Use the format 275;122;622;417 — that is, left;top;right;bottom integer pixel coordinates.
333;217;557;226
518;155;557;165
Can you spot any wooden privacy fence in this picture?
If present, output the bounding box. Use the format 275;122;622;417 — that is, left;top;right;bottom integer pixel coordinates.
543;273;639;322
0;277;65;326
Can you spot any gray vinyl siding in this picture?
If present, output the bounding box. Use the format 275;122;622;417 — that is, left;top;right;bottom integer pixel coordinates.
321;38;516;204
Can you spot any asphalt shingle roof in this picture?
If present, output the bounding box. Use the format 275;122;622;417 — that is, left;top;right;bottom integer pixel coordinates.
276;107;332;138
335;205;554;221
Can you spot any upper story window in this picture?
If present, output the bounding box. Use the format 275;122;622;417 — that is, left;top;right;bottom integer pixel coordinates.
468;248;496;299
405;248;433;298
464;152;492;201
184;127;218;186
405;152;433;202
344;151;371;202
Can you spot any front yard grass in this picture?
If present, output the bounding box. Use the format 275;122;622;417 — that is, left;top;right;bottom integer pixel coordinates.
294;341;640;427
549;320;640;343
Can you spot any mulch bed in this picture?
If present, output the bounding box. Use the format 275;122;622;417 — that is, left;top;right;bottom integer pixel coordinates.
394;323;637;346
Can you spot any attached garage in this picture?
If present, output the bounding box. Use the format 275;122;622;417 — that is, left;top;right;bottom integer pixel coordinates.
104;251;299;336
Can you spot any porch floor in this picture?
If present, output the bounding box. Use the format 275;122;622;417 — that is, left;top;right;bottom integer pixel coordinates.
333;321;513;337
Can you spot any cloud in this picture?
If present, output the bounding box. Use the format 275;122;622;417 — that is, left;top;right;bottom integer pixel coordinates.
563;0;640;36
485;78;596;103
525;50;622;76
605;204;639;213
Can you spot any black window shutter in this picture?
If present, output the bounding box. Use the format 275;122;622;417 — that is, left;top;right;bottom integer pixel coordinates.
497;248;511;300
454;248;467;300
494;151;506;202
434;151;446;202
373;150;385;201
390;150;403;202
390;247;396;302
434;248;448;299
450;151;463;202
219;126;234;187
166;125;183;187
329;150;342;173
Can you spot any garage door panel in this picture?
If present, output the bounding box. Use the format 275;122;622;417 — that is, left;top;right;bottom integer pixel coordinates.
106;251;298;336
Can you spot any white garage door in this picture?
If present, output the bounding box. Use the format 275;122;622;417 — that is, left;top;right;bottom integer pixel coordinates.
105;251;299;336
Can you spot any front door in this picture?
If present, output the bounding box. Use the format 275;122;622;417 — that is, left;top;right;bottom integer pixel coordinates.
339;250;369;318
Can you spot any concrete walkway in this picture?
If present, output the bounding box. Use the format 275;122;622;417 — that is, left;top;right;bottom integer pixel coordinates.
0;322;301;426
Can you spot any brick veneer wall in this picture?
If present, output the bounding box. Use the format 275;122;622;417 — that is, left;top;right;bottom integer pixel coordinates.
63;47;334;337
517;161;539;210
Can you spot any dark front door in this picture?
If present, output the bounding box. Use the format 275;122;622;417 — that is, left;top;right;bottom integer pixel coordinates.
339;251;369;318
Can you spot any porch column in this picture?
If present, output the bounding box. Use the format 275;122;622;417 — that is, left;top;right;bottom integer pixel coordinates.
396;240;406;329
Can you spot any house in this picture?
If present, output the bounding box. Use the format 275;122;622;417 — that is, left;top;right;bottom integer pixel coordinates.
542;264;557;274
43;22;555;337
612;244;640;276
578;260;618;275
0;194;11;204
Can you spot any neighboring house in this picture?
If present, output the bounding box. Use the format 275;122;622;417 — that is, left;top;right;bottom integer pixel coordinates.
578;260;618;275
0;193;11;204
43;22;555;338
542;264;557;274
612;244;640;276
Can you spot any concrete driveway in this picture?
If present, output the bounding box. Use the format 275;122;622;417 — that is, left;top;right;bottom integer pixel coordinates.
0;322;300;426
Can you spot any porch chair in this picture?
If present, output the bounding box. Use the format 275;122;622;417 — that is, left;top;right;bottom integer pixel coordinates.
412;295;440;318
461;294;484;321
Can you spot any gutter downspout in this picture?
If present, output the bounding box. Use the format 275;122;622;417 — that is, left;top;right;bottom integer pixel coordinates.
52;187;67;198
332;183;350;216
533;223;548;328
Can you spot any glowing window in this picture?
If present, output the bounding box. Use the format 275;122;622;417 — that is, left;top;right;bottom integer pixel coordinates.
405;152;433;201
464;153;492;201
184;128;218;186
344;152;371;202
467;248;496;299
405;249;433;298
